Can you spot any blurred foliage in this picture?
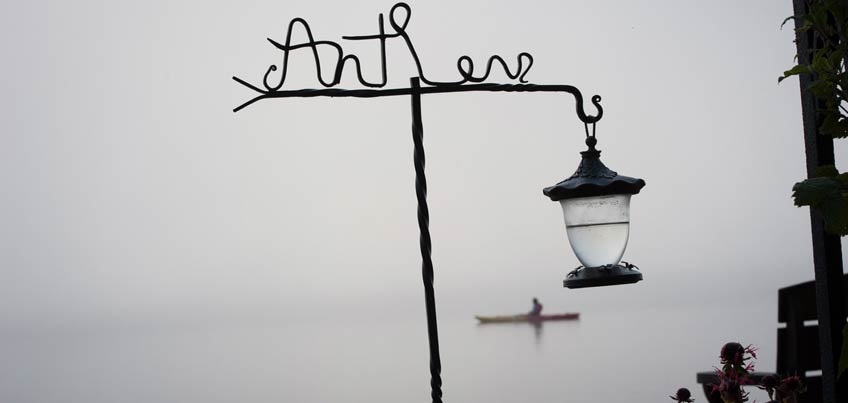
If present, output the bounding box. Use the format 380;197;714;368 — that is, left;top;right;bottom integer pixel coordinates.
782;0;848;235
792;165;848;234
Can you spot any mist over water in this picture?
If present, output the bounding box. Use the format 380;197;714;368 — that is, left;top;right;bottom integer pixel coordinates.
2;299;775;403
1;1;845;402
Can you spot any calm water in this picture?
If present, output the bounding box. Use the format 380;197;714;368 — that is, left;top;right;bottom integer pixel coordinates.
1;304;776;403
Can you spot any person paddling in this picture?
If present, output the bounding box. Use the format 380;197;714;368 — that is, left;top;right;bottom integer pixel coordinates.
529;297;543;316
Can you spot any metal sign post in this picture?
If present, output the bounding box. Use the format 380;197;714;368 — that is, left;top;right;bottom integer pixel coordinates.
232;3;617;401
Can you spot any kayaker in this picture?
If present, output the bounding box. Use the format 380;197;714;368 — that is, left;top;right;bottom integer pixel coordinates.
529;298;543;316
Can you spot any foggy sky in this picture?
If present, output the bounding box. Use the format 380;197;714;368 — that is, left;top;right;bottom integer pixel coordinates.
1;0;842;339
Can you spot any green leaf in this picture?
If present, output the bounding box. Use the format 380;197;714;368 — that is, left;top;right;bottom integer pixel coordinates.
813;51;832;72
828;49;846;67
795;175;848;235
779;65;812;83
822;114;837;137
820;112;848;139
809;80;834;98
792;176;848;235
834;119;848;139
810;4;830;29
840;323;848;380
793;177;840;206
820;192;848;234
781;15;797;29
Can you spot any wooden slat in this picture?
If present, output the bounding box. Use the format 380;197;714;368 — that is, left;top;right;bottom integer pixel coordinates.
697;275;847;402
778;280;817;322
778;274;848;323
778;326;821;373
802;376;823;403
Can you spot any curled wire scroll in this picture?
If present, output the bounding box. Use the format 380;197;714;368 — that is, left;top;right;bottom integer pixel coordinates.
232;2;603;124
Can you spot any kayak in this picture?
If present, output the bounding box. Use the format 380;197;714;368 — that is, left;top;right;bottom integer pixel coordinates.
475;313;579;323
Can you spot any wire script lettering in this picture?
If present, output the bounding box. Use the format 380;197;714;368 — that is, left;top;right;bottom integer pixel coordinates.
231;1;603;124
258;2;534;90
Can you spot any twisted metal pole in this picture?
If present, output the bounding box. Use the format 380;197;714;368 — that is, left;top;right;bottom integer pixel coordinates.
231;5;609;402
410;77;443;403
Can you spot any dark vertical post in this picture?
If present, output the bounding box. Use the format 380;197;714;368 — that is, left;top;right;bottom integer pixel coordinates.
792;1;848;402
410;77;443;403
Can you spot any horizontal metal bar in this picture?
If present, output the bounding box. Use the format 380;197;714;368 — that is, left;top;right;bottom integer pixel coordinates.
231;80;603;123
